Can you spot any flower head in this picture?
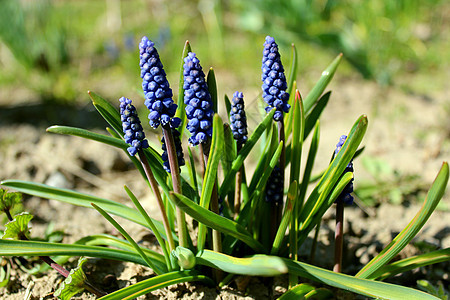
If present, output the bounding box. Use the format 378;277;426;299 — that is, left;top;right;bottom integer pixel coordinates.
119;97;149;156
183;52;213;146
265;166;283;204
139;36;181;129
334;135;354;205
230;91;248;147
261;36;290;122
161;128;185;173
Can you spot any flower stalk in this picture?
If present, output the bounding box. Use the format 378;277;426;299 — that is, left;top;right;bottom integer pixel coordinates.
162;127;188;248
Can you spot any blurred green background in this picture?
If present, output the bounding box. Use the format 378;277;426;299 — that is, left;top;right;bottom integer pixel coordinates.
0;0;448;106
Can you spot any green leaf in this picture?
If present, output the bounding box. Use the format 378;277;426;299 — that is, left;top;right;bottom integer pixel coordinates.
0;189;22;211
54;257;88;300
197;115;224;251
196;250;288;276
373;248;450;280
286;44;298;102
303;288;334;299
289;92;305;186
299;115;367;229
220;109;276;198
74;234;166;267
170;192;265;253
248;123;277;195
224;94;231;116
272;181;297;255
283;258;439;299
176;40;192;138
124;185;172;270
297;172;353;247
304;91;330;140
303;53;342;114
298;121;320;208
91;203;164;275
47;126;127;149
221;123;236;180
0;239;149;266
88;91;122;136
278;283;315;299
98;271;213;300
2;212;33;240
0;258;11;288
207;68;218;114
0;180;176;242
356;162;449;279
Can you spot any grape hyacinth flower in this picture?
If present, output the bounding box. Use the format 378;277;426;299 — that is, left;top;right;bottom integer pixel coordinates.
230;91;248;148
161;129;185;173
183;52;214;146
119;97;149;156
262;36;290;122
265;166;284;204
139;36;181;129
334;135;354;205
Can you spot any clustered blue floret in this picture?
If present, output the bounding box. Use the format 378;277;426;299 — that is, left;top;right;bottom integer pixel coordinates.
335;135;354;205
265;166;284;204
229;91;248;147
262;36;290;122
183;52;214;146
119;97;149;156
161;128;185;173
139;36;181;129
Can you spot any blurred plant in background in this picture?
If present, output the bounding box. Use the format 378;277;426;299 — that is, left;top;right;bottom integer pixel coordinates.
1;0;448;104
231;0;448;84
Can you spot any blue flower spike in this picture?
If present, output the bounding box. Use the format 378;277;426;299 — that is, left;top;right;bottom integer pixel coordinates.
119;97;149;156
265;166;284;204
139;36;181;129
230;91;248;147
262;36;290;121
161;128;185;173
183;52;214;146
335;135;354;205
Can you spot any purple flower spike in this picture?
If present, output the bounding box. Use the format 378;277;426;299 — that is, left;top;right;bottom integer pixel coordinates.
334;135;354;205
161;128;185;173
139;36;181;129
230;91;248;147
183;52;213;146
261;36;290;122
119;97;149;156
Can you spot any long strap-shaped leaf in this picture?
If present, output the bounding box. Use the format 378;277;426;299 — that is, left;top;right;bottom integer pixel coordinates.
197;115;224;251
303;53;342;114
219;109;275;198
98;271;213;300
356;162;449;279
89;91;123;136
170;192;265;253
196;250;288;276
299;115;367;228
282;259;438;300
0;239;160;268
0;180;176;242
195;250;438;299
373;247;450;281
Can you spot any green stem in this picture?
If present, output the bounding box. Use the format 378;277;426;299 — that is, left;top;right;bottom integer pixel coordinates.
138;150;176;251
162;127;188;248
